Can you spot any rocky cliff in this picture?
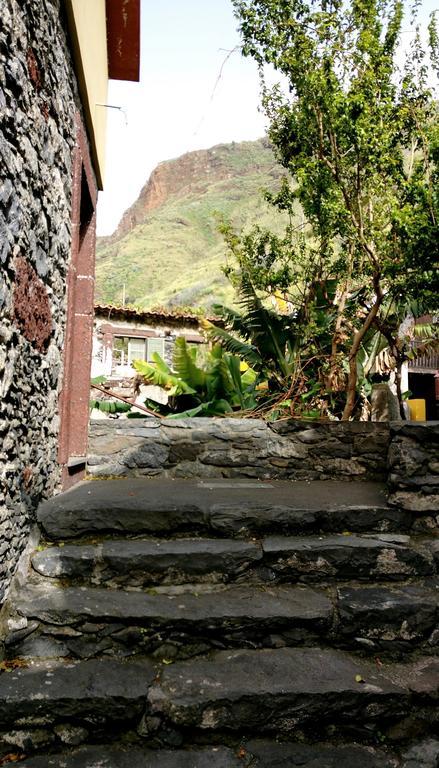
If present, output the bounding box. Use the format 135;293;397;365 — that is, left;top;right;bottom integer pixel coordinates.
110;139;279;239
95;138;288;309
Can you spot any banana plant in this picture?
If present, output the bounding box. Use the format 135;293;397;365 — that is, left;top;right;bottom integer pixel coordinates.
133;337;257;418
202;270;304;389
202;269;344;415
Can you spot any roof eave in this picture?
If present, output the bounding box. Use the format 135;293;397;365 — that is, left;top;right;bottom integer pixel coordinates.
106;0;141;82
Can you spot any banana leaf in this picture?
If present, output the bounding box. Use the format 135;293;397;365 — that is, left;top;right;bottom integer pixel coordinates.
133;357;196;395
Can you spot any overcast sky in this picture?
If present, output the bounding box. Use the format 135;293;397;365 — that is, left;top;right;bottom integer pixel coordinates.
96;0;438;237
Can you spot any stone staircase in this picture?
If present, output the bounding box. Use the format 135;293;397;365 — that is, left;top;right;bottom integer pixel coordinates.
1;477;438;767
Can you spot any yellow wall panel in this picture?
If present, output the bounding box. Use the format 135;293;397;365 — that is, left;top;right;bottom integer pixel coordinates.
66;0;108;188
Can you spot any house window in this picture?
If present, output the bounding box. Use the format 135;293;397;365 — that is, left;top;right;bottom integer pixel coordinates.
112;337;129;367
147;337;165;361
112;336;164;370
128;338;146;365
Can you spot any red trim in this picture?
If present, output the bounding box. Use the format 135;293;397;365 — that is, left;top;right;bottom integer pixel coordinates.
58;114;97;490
106;0;140;82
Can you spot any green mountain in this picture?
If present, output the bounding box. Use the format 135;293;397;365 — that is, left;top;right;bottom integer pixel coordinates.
95;138;288;310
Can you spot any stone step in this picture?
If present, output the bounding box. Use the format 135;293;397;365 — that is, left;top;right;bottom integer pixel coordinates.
14;740;427;767
262;534;434;581
31;538;263;587
244;739;439;767
1;651;436;759
30;533;435;588
0;657;154;734
10;584;332;659
2;745;246;768
337;584;439;652
37;478;410;540
8;582;438;660
148;647;439;743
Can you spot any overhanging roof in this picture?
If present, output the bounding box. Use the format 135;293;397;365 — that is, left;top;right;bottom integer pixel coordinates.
65;0;141;189
106;0;141;82
95;303;222;328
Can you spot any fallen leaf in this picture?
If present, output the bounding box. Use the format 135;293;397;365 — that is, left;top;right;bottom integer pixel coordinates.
0;659;29;672
0;754;26;765
162;659;174;665
355;674;365;683
237;747;247;759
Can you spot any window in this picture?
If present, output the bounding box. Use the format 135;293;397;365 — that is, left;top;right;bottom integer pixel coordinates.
128;338;146;365
113;337;128;367
112;336;164;371
147;337;165;362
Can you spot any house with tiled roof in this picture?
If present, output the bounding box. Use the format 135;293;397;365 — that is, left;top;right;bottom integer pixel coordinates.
92;303;209;380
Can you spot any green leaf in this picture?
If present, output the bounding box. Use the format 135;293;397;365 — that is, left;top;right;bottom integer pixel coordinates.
172;337;206;390
151;353;171;374
133;358;196;395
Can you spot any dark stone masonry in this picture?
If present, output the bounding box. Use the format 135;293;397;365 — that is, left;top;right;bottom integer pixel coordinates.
0;1;437;763
0;1;81;601
387;423;439;515
88;418;391;480
2;474;438;765
88;418;439;514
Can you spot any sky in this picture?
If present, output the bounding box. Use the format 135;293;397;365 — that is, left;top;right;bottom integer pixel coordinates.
96;0;267;235
96;0;439;237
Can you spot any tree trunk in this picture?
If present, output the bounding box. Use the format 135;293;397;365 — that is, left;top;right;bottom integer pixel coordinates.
395;355;406;420
343;353;359;421
342;277;383;420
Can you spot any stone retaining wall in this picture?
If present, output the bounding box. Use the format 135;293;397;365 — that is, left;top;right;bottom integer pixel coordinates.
88;418;391;482
88;419;439;516
387;423;439;518
0;1;81;601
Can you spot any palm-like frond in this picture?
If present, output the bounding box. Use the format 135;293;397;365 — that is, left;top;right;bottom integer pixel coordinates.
212;304;253;341
151;353;171;374
207;360;231;401
203;321;262;370
223;354;248;408
411;322;438;340
406;337;439;361
236;271;297;377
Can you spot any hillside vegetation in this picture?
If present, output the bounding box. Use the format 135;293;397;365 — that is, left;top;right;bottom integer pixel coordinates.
95;139;290;309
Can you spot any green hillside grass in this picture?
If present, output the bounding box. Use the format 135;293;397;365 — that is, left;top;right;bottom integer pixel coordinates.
95;139;292;310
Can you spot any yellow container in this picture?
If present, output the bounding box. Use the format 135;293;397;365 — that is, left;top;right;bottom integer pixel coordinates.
408;399;426;421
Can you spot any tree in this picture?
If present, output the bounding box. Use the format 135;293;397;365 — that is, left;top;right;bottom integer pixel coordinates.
232;0;439;418
204;230;351;419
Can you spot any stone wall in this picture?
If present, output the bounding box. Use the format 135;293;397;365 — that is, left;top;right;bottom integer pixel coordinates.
387;423;439;520
88;419;439;510
0;1;81;601
88;418;391;482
